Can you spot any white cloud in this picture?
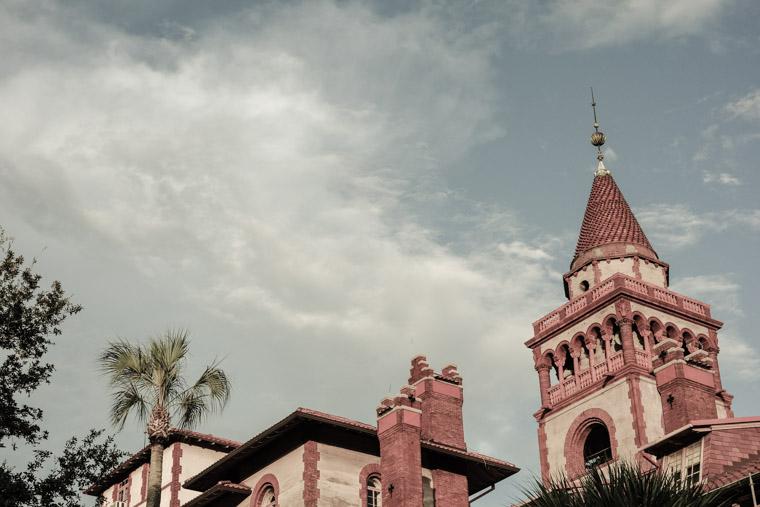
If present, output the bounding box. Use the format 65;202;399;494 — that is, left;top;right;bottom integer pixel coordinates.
702;171;741;185
718;331;760;381
502;0;731;52
725;88;760;121
636;204;760;247
669;274;743;316
0;2;561;485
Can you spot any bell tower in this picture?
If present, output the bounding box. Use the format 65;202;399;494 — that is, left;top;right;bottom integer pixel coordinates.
526;91;734;482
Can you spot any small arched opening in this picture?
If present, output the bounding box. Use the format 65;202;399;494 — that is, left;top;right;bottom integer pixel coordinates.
583;424;613;470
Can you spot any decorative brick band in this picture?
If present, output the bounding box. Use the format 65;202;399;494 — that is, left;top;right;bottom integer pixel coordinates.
251;474;280;507
169;442;183;507
303;441;320;507
537;422;550;484
563;408;618;478
359;463;381;507
141;463;148;503
626;375;648;447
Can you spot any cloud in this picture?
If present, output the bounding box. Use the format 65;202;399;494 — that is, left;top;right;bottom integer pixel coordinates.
0;1;561;485
725;88;760;121
718;331;760;381
636;204;760;247
669;274;743;316
702;171;741;185
500;0;732;52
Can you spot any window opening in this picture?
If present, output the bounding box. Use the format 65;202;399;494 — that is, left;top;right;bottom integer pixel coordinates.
562;346;574;378
117;478;129;502
260;486;276;507
583;424;612;470
611;323;622;353
666;440;702;486
367;476;382;507
579;280;590;292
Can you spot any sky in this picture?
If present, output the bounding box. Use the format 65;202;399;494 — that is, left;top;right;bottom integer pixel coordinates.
1;0;759;505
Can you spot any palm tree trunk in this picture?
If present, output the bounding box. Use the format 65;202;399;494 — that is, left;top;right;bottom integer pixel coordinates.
146;440;165;507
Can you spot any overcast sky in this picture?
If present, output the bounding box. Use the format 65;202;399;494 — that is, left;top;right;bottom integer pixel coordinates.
2;0;759;504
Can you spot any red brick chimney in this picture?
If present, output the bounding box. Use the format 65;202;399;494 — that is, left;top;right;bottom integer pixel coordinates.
408;355;465;449
376;385;423;507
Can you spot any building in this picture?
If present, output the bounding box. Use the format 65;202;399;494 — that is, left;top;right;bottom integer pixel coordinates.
84;430;241;507
525;104;759;504
88;356;518;506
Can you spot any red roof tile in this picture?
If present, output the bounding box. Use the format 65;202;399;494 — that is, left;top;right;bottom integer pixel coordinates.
572;175;656;270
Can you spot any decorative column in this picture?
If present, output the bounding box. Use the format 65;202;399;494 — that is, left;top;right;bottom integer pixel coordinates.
554;355;565;397
602;330;612;369
619;317;636;366
585;336;597;380
536;363;552;407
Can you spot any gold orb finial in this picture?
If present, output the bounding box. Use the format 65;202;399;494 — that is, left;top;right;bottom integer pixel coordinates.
590;88;610;176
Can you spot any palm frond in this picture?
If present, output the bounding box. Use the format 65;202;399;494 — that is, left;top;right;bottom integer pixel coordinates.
519;461;735;507
108;382;150;430
99;339;146;388
148;328;189;406
172;362;231;429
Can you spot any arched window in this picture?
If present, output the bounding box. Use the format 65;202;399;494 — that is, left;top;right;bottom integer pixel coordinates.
583;424;612;470
260;486;276;507
366;475;382;507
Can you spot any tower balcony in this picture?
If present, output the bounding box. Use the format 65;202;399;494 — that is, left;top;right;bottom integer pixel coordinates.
529;273;714;344
546;349;652;406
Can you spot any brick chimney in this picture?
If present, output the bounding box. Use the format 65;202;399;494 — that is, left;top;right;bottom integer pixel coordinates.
408;355;465;449
376;385;423;507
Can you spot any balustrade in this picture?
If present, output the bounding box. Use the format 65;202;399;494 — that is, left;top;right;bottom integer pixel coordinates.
609;352;624;372
634;349;651;370
532;273;712;337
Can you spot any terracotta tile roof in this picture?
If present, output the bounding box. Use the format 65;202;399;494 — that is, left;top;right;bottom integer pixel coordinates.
572;175;655;268
421;440;518;470
83;429;240;496
184;406;518;495
295;407;376;431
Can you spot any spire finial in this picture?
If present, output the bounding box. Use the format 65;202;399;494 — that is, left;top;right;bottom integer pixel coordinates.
590;87;610;177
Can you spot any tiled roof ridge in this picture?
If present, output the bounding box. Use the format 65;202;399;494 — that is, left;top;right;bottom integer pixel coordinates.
173;428;241;448
296;407;376;431
573;174;653;261
421;440;518;469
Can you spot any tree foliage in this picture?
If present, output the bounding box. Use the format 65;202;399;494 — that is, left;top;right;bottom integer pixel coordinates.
0;227;127;506
0;429;128;507
0;227;83;447
520;461;734;507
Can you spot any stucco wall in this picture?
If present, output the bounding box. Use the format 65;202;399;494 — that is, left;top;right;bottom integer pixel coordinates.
318;444;378;506
176;444;229;506
639;377;665;444
543;378;637;476
240;445;305;507
715;399;727;418
568;258;667;299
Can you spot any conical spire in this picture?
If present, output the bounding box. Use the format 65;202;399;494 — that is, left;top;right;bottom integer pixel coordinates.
571;174;656;270
570;90;657;271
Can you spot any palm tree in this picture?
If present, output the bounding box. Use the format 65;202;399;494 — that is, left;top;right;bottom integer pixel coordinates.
99;329;231;507
520;461;735;507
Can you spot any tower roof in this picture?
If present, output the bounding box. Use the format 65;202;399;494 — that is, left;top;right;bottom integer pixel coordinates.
571;173;657;270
